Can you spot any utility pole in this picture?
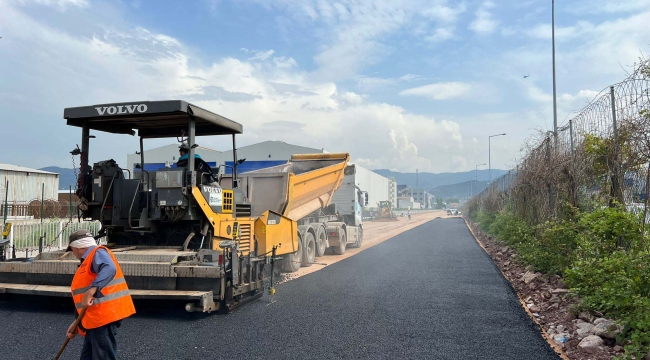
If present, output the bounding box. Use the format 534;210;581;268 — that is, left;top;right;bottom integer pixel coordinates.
489;133;506;186
552;0;558;149
475;163;486;196
416;168;419;202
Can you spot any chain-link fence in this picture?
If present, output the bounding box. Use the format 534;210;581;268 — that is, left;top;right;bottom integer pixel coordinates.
469;58;650;223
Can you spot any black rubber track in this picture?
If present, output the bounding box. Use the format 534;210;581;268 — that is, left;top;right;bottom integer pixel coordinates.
0;218;559;359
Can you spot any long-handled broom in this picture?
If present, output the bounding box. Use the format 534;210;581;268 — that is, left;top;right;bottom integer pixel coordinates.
53;307;87;360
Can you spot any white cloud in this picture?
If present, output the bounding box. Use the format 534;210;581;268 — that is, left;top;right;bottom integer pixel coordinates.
0;1;466;173
426;28;454;42
567;0;650;14
273;56;297;68
251;0;465;81
469;1;498;35
525;21;595;40
399;74;424;82
249;49;275;61
399;82;472;100
422;4;466;23
356;76;397;91
16;0;88;10
356;73;424;92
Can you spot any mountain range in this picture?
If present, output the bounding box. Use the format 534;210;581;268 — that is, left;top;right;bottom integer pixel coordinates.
372;169;508;190
42;166;510;197
39;167;77;190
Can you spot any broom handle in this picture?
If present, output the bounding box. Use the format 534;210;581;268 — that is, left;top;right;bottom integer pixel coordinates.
54;307;87;360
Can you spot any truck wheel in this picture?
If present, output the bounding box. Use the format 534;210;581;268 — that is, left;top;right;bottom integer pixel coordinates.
332;232;346;255
315;226;327;257
282;239;302;273
301;232;315;267
353;228;363;248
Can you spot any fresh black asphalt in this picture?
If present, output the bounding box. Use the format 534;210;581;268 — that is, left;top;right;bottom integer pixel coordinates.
0;218;559;359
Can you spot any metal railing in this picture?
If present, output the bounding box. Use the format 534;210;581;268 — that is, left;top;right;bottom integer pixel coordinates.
0;200;81;219
3;219;101;258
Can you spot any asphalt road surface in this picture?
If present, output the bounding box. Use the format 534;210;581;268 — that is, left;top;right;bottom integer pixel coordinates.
0;218;559;359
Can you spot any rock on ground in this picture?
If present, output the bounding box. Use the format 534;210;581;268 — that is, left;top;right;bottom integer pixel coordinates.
576;323;595;337
578;335;604;351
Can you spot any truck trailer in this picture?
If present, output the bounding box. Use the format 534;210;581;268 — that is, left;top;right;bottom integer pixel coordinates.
242;163;369;272
0;100;352;312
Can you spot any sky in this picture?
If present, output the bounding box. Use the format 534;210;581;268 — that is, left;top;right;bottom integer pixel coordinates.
1;0;650;174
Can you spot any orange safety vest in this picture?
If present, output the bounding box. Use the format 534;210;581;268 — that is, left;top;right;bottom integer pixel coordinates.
70;246;136;334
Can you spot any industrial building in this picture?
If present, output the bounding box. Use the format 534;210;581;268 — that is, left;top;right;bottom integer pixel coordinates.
410;188;435;209
0;164;59;203
396;186;435;209
127;141;398;209
397;196;420;210
0;164;60;218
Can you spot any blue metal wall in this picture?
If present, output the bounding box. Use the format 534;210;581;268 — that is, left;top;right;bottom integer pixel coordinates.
138;160;287;174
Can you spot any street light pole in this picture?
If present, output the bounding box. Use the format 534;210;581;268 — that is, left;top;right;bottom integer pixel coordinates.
489;133;506;186
475;163;486;196
552;0;558;149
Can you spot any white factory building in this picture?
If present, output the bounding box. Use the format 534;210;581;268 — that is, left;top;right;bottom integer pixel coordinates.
0;164;60;204
127;141;398;209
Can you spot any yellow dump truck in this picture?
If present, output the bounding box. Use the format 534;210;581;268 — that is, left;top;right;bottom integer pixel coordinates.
242;162;369;272
0;100;350;312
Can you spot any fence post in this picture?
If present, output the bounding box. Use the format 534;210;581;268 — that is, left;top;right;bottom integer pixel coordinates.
610;86;624;205
58;222;63;249
69;185;72;222
569;119;574;157
39;183;44;254
7;226;13;260
610;86;619;159
546;137;555;215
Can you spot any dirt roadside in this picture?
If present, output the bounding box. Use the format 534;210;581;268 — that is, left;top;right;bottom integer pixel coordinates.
279;210;447;283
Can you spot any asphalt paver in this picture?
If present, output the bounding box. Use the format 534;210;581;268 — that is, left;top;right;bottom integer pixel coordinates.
0;218;559;359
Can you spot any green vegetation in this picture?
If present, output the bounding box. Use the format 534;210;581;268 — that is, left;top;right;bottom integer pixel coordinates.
470;206;650;359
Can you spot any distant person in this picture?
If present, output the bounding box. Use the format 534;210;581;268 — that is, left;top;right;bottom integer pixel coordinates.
66;230;136;360
176;143;219;185
176;143;201;168
407;210;411;220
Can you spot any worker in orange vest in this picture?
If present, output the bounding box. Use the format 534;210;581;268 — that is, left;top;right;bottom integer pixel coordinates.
65;230;136;359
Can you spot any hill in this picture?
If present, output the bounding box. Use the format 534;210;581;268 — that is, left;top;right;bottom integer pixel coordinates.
39;167;76;190
372;169;508;189
429;180;488;200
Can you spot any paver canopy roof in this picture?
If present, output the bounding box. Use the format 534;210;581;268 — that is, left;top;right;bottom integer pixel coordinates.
64;100;243;138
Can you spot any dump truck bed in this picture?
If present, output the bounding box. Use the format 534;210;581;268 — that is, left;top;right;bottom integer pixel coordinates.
241;153;350;221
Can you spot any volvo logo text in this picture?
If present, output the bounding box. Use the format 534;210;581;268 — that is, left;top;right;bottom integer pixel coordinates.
95;104;148;115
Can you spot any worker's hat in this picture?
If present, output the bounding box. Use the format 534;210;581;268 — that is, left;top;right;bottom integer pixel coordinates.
65;229;95;251
179;143;191;151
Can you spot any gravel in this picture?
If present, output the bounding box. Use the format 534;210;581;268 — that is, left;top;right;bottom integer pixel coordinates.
0;218;559;359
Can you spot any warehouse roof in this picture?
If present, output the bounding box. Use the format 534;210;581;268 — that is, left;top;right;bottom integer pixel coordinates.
0;164;59;176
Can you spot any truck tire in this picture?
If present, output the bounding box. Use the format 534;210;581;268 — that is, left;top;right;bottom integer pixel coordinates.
315;226;327;257
332;232;346;255
301;232;315;267
282;238;302;273
351;227;363;248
